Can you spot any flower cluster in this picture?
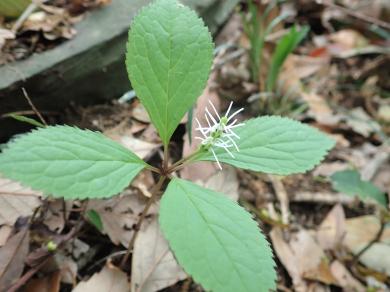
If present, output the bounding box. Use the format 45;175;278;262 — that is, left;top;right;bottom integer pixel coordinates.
195;101;244;169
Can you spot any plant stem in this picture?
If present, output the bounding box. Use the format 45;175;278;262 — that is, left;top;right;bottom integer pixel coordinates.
120;175;166;269
163;144;169;171
167;149;201;173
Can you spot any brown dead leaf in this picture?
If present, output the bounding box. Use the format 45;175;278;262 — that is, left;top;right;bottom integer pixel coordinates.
329;29;368;51
105;128;160;160
132;171;155;198
0;28;14;50
270;228;307;292
197;166;239;201
0;228;30;291
316;204;346;250
88;191;156;247
73;263;130;292
23;271;61;292
0;226;12;247
313;162;349;177
289;229;337;285
43;199;72;233
301;92;341;126
132;103;151;123
330;260;365;291
344;216;390;276
0;177;42;226
131;216;186;292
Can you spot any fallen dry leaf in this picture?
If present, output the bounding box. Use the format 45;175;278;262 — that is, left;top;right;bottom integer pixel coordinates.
313;162;349;177
105;129;160;160
0;226;12;247
43;199;72;233
73;263;130;292
23;270;61;292
316;204;346;250
131;216;186;292
198;166;239;201
289;229;337;285
0;228;30;291
88;191;156;247
330;260;365;291
301;92;341;126
344;215;390;276
270;228;307;292
0;177;41;226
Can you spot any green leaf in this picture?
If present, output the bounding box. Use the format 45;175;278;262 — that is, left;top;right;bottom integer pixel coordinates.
266;25;309;91
126;0;213;145
86;209;103;231
159;178;276;292
5;113;45;128
0;126;146;199
193;116;335;175
331;169;387;207
0;0;31;18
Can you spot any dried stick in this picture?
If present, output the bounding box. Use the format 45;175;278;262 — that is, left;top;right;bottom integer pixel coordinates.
22;88;47;126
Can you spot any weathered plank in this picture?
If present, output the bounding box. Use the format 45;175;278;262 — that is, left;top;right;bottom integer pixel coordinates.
0;0;239;141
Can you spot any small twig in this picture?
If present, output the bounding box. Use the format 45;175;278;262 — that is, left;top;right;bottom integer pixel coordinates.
22;88;47;126
120;176;166;269
11;2;39;33
317;0;390;30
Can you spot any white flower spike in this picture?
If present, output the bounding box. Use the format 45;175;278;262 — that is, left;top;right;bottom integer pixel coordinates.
195;101;244;170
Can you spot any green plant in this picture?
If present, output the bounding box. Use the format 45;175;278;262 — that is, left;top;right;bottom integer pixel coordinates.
330;169;389;262
0;0;31;18
331;169;387;208
0;0;335;291
242;0;308;88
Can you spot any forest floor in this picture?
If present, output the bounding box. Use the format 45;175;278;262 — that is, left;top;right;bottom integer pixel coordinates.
0;0;389;291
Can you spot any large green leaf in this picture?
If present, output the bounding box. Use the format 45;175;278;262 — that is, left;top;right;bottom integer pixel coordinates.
193;116;335;175
159;178;276;292
0;126;146;199
126;0;213;145
331;169;387;208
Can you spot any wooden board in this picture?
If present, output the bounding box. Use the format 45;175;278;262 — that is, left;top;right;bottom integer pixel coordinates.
0;0;239;141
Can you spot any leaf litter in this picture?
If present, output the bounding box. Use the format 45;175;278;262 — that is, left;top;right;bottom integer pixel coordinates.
0;0;390;290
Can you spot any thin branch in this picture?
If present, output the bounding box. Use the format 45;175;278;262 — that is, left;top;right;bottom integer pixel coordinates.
317;0;390;30
120;176;166;269
22;88;47;126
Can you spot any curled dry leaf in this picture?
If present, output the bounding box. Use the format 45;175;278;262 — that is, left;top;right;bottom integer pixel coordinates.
131;216;186;292
73;263;130;292
0;177;41;226
0;228;30;291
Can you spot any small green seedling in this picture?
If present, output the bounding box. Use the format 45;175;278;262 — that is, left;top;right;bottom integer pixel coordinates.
243;0;309;88
331;169;387;208
0;0;335;291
